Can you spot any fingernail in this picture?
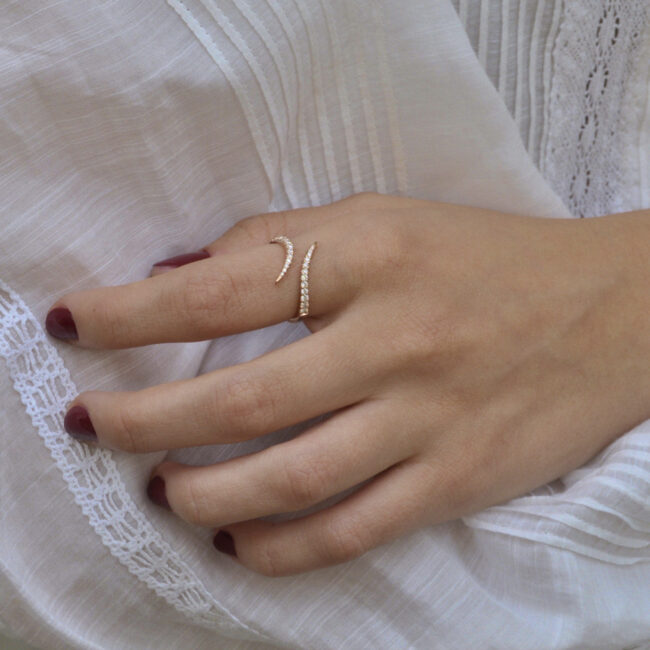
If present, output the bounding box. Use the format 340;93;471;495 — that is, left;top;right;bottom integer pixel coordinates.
151;250;210;271
146;475;171;510
64;405;97;442
213;530;237;557
45;307;78;341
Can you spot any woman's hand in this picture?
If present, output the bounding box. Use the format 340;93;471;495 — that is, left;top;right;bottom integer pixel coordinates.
45;193;650;577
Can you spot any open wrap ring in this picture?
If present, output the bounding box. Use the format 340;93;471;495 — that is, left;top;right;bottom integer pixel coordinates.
269;236;318;322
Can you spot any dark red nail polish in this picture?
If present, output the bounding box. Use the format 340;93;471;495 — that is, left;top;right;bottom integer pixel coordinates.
64;405;97;442
45;307;78;341
213;530;237;557
151;250;210;268
147;475;171;510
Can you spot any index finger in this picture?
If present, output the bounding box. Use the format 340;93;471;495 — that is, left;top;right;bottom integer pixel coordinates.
44;228;353;348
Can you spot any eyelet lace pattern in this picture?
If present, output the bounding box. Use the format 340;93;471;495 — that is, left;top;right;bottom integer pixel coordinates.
0;279;276;644
451;0;649;217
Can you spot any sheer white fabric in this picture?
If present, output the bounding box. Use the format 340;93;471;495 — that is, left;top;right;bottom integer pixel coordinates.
0;1;648;649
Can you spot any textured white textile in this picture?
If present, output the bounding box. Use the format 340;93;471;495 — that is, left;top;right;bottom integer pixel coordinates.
0;1;648;649
452;0;650;218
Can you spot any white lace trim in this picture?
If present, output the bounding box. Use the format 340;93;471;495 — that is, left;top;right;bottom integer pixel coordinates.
451;0;649;218
0;279;277;645
541;0;649;217
618;17;650;213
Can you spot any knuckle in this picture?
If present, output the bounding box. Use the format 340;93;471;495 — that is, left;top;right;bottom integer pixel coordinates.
174;478;214;527
348;215;409;283
320;515;369;564
433;459;477;515
177;270;219;318
231;210;292;245
279;453;334;510
114;400;145;453
178;268;244;330
227;211;291;248
252;536;286;577
231;214;264;244
343;191;385;211
259;211;291;242
217;371;279;437
393;309;456;368
369;220;409;270
94;289;133;345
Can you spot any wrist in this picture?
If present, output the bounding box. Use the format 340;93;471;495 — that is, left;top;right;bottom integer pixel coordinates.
591;209;650;284
583;209;650;413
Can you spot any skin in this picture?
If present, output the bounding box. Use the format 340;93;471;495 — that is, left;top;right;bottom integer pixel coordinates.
47;192;650;577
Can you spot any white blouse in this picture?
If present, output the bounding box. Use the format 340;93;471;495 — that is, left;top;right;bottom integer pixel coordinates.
451;0;649;220
0;1;648;649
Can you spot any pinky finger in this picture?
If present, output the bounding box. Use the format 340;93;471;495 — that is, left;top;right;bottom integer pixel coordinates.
215;459;438;577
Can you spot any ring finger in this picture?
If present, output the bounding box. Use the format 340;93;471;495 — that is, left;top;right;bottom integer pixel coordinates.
148;398;419;529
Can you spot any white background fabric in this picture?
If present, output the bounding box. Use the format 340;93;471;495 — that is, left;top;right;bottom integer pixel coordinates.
1;1;648;649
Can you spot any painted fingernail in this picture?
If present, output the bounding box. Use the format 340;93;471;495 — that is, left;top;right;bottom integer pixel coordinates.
213;530;237;557
151;250;210;271
146;475;171;510
64;405;97;442
45;307;78;341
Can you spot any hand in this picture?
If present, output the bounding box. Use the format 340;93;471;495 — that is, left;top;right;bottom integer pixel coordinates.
45;193;650;577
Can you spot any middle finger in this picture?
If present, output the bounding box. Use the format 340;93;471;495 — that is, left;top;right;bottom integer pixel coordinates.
64;318;386;453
